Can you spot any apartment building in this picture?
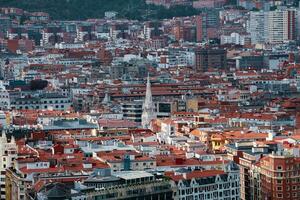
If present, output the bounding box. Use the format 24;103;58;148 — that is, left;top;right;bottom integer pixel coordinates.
167;162;240;200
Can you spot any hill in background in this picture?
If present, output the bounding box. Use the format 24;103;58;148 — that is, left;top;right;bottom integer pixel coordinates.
0;0;200;20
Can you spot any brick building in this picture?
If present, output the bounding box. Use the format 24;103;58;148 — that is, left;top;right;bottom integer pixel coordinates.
259;153;300;200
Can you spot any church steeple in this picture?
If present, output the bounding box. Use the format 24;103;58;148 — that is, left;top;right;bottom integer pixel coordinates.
142;75;156;129
102;90;111;105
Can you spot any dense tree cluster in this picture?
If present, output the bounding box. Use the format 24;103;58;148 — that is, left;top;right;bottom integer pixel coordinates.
29;79;48;90
0;0;200;20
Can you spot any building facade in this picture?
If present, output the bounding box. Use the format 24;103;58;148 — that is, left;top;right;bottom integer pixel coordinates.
167;162;240;200
195;48;227;72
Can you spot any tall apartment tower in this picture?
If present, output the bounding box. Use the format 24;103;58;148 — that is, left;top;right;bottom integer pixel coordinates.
267;8;296;43
249;8;297;44
297;6;300;40
249;11;268;44
0;131;17;200
196;14;207;42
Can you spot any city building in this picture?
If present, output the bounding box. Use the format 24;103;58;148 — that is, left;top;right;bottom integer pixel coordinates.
10;93;72;111
249;8;297;44
195;48;227;72
0;133;16;200
0;81;10;110
167;162;240;200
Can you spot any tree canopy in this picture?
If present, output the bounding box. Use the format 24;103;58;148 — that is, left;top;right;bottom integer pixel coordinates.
0;0;200;20
30;79;48;90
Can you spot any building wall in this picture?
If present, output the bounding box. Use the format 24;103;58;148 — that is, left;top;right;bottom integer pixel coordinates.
195;48;227;72
173;171;240;200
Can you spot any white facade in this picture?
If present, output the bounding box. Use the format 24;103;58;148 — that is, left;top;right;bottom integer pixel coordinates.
0;81;10;110
54;42;84;49
267;10;287;44
0;112;7;129
41;31;63;46
249;8;296;44
0;132;17;200
172;163;240;200
221;33;249;45
249;11;268;44
141;76;156;129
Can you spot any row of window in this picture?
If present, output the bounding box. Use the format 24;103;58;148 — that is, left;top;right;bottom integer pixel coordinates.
277;192;299;198
179;193;239;200
16;105;65;110
14;100;69;104
277;185;300;191
179;186;239;195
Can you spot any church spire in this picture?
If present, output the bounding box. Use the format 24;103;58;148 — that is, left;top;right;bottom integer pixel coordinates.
142;75;156;129
102;90;111;105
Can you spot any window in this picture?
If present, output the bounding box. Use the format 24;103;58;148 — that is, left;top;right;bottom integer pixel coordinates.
277;187;282;191
277;180;282;184
277;166;282;170
293;193;297;197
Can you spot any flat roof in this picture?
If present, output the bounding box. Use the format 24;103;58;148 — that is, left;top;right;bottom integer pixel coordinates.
113;171;154;180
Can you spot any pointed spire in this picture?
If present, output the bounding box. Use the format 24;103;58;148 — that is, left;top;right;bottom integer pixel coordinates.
102;90;111;105
1;130;7;142
11;136;15;144
142;74;156;129
144;74;153;107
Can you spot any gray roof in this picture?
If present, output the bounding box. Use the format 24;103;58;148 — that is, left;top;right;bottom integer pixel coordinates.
43;119;98;130
113;171;154;180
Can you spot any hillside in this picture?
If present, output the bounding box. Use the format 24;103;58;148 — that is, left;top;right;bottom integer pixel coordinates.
0;0;199;20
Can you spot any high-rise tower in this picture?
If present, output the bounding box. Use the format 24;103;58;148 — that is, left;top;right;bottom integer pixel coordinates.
141;75;156;129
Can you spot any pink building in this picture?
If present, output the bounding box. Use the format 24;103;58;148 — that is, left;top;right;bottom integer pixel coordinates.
193;0;227;9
